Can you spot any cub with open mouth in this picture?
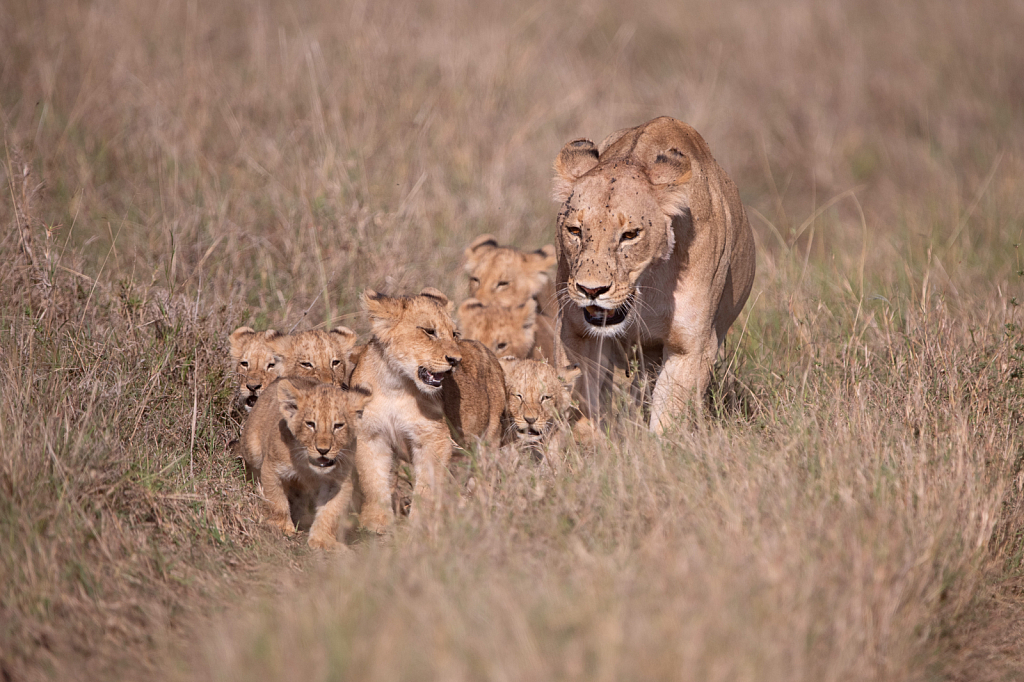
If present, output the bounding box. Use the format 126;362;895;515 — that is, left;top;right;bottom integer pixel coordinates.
237;376;371;549
349;288;506;533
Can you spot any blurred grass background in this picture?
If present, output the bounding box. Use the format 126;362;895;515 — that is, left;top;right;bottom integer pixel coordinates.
2;0;1023;679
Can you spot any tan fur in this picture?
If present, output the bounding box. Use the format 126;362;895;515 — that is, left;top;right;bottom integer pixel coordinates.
238;377;370;549
349;288;506;533
458;297;543;360
463;234;557;315
498;357;580;451
552;116;756;432
271;327;358;387
229;327;284;413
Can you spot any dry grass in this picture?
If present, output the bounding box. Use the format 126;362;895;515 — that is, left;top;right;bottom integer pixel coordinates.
2;0;1024;679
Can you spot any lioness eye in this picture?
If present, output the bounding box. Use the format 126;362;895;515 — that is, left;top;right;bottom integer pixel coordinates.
305;421;316;430
239;361;249;368
566;224;582;237
620;229;639;242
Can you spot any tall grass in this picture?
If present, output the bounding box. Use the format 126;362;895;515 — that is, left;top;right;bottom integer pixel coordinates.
2;0;1023;679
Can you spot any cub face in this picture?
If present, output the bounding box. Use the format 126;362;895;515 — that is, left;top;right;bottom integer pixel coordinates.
499;357;581;445
277;379;370;475
362;288;462;394
463;234;556;308
553;140;692;337
229;326;285;413
457;297;537;359
273;327;358;386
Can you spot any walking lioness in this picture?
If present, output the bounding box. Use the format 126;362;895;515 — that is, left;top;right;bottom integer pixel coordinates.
551;116;755;432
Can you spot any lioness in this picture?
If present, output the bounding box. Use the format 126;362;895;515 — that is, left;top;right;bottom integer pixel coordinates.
552;116;755;432
458;297;546;361
463;234;557;314
273;327;358;387
229;326;284;413
238;377;370;549
349;288;506;532
499;357;580;452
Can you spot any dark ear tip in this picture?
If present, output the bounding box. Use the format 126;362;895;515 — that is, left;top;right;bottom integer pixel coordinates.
567;138;595;149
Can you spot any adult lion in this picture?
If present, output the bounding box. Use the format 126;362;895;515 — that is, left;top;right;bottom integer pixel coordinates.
551;116;755;432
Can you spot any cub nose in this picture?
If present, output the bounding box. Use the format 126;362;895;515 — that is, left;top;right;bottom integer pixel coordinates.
524;415;538;425
576;283;610;299
316;446;331;456
446;355;462;367
246;382;262;393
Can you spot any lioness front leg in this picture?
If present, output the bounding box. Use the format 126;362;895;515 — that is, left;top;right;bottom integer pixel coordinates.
356;436;395;534
649;343;715;433
260;466;297;536
308;477;352;550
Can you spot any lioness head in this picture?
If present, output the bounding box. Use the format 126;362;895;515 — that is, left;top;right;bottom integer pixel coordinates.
277;379;371;474
463;234;556;308
457;297;537;359
229;326;285;413
552;137;693;337
499;357;581;445
273;327;358;386
361;288;462;394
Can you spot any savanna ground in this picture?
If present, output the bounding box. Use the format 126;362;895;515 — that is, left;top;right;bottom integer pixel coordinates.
2;0;1024;679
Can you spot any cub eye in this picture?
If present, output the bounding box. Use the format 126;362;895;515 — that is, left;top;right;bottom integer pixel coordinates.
620;229;639;242
495;280;510;289
239;360;249;368
331;359;342;367
266;361;276;368
300;361;314;369
496;342;508;351
541;395;552;402
420;327;437;338
304;421;316;430
469;277;480;286
566;224;582;237
453;330;461;339
513;393;524;403
333;422;345;431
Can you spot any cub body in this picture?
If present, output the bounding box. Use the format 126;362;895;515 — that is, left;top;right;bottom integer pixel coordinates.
229;327;284;413
552;116;755;432
239;377;369;549
350;288;505;532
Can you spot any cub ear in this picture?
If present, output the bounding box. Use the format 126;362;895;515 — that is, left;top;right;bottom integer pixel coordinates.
560;364;582;390
348;385;373;416
517;298;538;329
553;138;599;203
329;326;358;352
419;287;453;313
458;298;486;317
277;379;300;419
362;290;405;335
498;356;518;373
228;326;255;357
463;234;499;270
647;148;693;215
524;244;556;271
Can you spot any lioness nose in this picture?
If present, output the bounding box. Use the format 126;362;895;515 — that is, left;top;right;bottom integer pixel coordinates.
576;283;610;298
316;446;330;456
446;355;462;367
246;382;261;392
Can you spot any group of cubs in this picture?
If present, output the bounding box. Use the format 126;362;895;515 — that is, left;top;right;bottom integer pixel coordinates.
228;237;578;549
225;116;757;550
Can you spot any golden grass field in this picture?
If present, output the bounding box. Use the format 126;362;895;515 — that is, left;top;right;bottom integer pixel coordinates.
2;0;1024;679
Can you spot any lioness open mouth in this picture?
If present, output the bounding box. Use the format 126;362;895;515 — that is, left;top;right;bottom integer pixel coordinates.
417;366;449;388
582;295;632;327
309;456;336;469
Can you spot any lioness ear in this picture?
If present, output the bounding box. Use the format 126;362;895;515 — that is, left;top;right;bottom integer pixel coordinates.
648;148;693;215
277;379;299;419
553;138;599;203
560;364;582;390
329;326;358;352
228;326;255;357
464;234;499;270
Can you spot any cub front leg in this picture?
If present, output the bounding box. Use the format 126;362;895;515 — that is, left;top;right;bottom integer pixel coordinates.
260;465;296;536
355;436;395;534
409;423;455;519
308;476;353;550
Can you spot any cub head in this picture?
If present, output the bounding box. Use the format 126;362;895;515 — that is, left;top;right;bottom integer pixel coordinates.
499;357;581;445
462;234;556;308
272;327;358;386
457;297;537;359
361;288;462;394
552;137;693;337
278;379;372;475
229;326;284;413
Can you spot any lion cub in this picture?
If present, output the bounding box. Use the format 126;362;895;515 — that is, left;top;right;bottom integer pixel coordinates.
229;327;285;414
273;327;358;386
499;357;580;454
349;288;506;532
458;297;541;360
463;234;557;312
239;377;370;549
